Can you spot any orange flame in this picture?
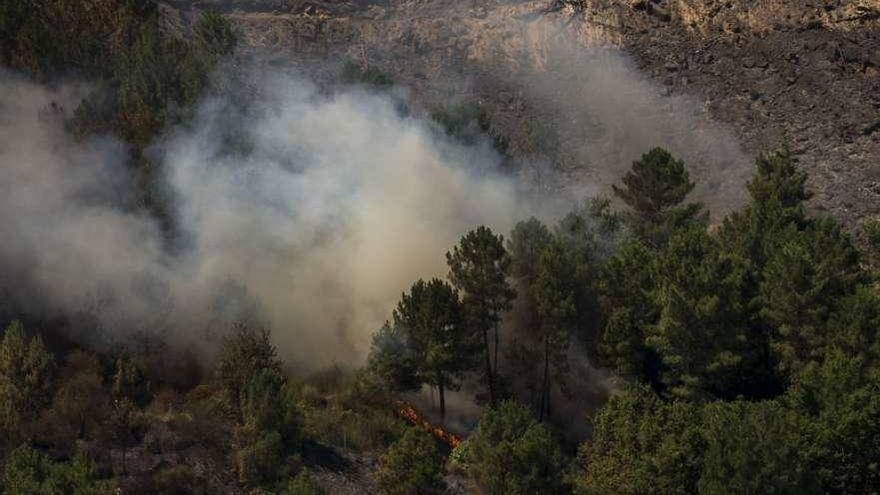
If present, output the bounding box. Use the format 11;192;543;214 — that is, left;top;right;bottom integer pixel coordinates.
397;401;462;449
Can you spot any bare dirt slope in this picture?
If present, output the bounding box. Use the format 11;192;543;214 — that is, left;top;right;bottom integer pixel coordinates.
160;0;879;223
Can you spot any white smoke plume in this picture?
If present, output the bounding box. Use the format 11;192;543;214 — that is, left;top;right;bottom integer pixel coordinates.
0;70;564;371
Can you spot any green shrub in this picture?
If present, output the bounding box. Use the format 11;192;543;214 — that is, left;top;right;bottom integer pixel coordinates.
1;445;103;495
466;401;566;495
282;470;326;495
447;439;469;471
376;428;445;495
340;61;393;87
301;401;406;452
152;465;204;495
235;430;285;486
0;321;55;446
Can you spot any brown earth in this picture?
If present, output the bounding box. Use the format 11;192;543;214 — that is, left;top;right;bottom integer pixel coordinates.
161;0;879;225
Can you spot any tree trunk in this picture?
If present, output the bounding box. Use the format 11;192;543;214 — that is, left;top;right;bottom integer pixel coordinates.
493;316;500;377
483;327;495;406
540;335;550;422
438;376;446;420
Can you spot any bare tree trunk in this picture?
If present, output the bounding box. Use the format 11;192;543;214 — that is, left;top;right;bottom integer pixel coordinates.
540;335;550;422
438;375;446;420
493;322;500;377
483;327;495;406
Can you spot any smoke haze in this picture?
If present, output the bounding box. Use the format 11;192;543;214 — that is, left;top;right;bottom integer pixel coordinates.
0;12;752;374
0;70;563;369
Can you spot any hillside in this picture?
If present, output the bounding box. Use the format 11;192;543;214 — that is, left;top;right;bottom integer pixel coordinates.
1;1;880;494
162;0;880;224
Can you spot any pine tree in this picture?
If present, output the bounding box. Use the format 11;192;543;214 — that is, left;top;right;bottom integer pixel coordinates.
698;401;818;495
646;228;752;400
507;218;553;282
759;219;861;375
718;145;811;277
612;147;707;247
531;242;576;421
785;350;880;493
597;241;658;381
366;321;422;394
553;198;621;360
447;226;515;405
217;323;282;418
392;278;469;419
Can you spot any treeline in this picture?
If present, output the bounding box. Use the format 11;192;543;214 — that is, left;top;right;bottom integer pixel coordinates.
1;0;236;145
0;0;237;232
365;146;880;494
0;319;339;493
1;143;878;493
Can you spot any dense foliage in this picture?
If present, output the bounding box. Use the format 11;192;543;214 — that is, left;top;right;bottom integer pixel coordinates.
367;146;880;494
376;428;446;495
465;401;566;495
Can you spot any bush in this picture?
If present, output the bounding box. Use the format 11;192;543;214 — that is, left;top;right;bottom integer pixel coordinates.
217;324;282;416
301;401;406;452
431;102;508;154
466;401;566;495
376;428;446;495
340;61;393;87
235;430;285;486
234;370;301;487
34;351;110;454
282;470;326;495
1;445;102;495
151;465;204;495
574;386;703;495
0;321;55;446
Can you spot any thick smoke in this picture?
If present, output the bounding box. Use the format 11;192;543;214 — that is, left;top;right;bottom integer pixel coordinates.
164;72;568;368
0;6;753;380
355;3;752;218
0;70;563;370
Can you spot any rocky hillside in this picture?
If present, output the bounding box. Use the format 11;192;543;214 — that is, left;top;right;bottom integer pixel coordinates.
161;0;880;224
606;0;880;225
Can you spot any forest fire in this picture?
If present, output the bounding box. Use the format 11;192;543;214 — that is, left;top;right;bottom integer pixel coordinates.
397;401;463;449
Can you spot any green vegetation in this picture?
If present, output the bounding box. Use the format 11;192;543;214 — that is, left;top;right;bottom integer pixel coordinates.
1;0;237;230
431;102;510;155
363;145;880;495
0;321;54;448
3;141;878;494
282;471;326;495
370;279;470;418
376;428;446;495
341;60;394;87
465;401;566;495
446;226;516;405
2;1;237;144
1;445;103;495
